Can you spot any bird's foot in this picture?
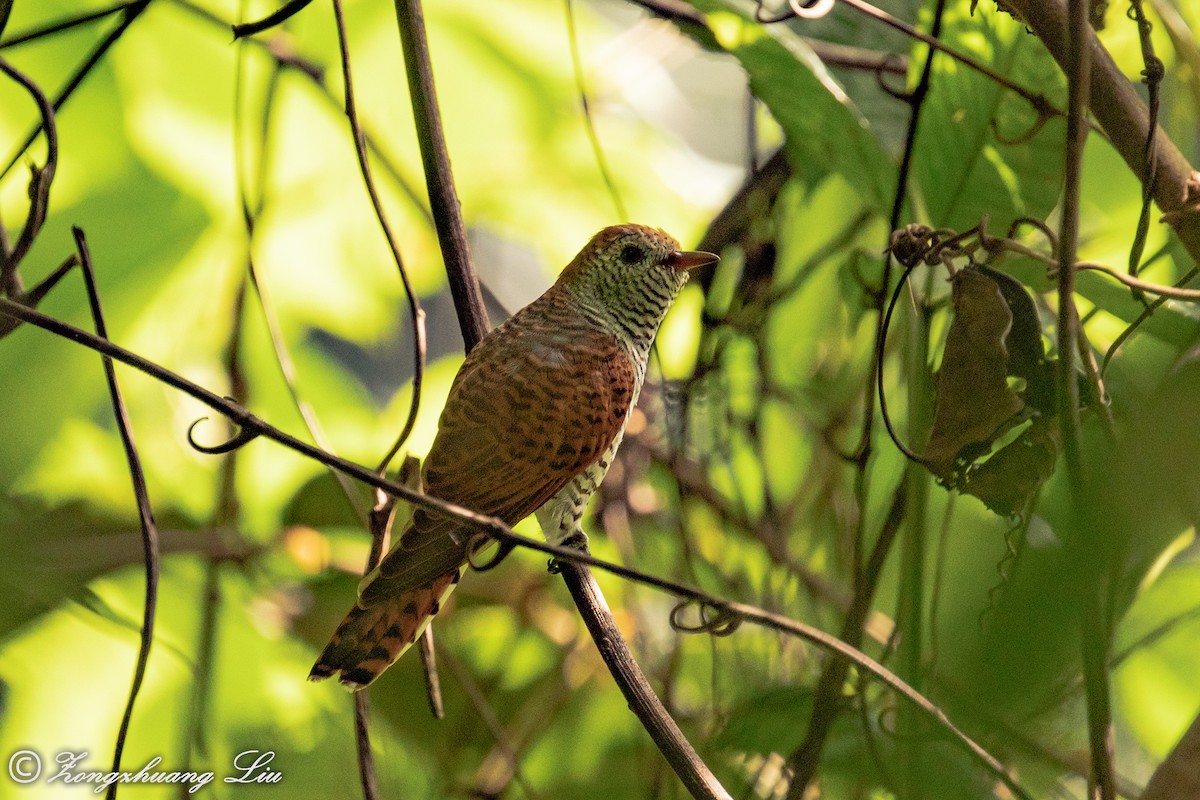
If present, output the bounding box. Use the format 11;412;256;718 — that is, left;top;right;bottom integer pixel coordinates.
547;531;589;574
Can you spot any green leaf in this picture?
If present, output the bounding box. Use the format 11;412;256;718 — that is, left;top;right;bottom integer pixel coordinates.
691;3;894;209
915;6;1067;230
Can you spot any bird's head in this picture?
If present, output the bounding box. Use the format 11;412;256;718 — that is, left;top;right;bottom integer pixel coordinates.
559;224;719;323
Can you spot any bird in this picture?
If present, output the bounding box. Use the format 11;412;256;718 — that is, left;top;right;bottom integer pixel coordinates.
309;224;718;689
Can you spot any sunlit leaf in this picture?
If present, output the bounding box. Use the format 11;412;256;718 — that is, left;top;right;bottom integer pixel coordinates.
914;5;1067;230
689;3;894;209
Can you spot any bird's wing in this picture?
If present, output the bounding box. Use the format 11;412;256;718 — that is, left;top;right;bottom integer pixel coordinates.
358;320;636;607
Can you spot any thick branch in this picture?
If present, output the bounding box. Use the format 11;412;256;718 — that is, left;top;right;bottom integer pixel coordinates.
1003;0;1200;264
560;566;731;800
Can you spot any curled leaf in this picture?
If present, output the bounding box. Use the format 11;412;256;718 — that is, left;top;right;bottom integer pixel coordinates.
963;418;1060;517
979;263;1054;412
926;267;1026;480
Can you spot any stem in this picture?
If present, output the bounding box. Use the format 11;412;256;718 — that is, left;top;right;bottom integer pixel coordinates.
391;0;488;349
1;1;150;181
560;566;730;800
1051;0;1115;797
72;229;162;800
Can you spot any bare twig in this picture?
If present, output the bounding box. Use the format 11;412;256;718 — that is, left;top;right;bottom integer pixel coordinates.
0;255;78;338
562;565;730;800
0;1;141;50
331;0;427;473
70;229;162;800
1126;0;1162;286
632;0;908;74
1073;262;1200;300
1;1;150;181
0;55;58;280
352;693;380;800
330;4;436;776
1101;265;1197;375
231;0;312;39
416;627;444;719
1055;1;1115;798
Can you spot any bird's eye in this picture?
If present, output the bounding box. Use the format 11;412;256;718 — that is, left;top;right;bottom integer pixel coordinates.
619;244;644;265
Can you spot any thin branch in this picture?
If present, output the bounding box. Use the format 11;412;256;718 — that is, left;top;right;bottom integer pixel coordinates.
1056;1;1114;797
416;626;444;719
1126;0;1162;286
231;0;312;39
1073;261;1200;300
328;7;388;777
391;0;488;349
329;5;437;781
329;0;427;474
631;0;909;74
70;229;161;800
753;0;1062;125
352;693;380;800
1;1;151;181
0;55;58;280
795;38;907;75
1101;264;1196;375
561;565;730;800
0;295;474;527
0;254;79;338
0;1;141;50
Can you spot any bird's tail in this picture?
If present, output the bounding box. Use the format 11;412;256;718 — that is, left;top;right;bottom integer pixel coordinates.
309;569;461;690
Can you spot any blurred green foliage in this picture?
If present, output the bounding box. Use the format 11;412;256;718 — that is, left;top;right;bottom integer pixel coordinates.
2;0;1200;798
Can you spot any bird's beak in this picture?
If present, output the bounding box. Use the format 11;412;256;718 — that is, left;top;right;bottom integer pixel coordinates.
665;250;720;272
